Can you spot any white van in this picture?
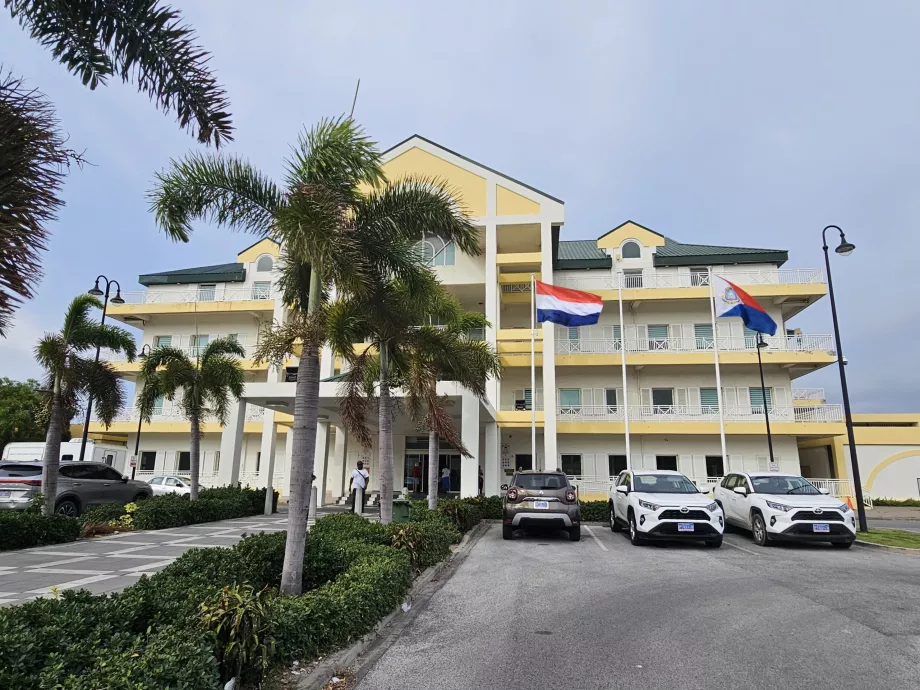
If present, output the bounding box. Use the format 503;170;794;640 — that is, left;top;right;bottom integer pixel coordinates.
1;440;129;474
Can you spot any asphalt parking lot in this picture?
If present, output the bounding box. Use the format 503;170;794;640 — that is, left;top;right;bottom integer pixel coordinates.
358;523;920;690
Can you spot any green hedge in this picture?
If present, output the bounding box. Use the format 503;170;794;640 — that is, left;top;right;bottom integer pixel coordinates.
130;486;277;530
0;511;81;551
873;498;920;507
579;500;608;522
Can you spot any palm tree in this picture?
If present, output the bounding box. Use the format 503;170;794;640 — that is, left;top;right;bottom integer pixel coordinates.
149;117;479;595
1;0;231;335
327;273;501;522
136;337;245;499
35;294;136;514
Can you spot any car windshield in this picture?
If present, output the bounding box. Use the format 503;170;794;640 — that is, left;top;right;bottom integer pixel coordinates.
513;474;567;490
750;476;820;495
633;474;699;494
0;464;42;477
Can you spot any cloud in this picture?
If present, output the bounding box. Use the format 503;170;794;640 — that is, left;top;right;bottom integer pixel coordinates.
0;312;47;381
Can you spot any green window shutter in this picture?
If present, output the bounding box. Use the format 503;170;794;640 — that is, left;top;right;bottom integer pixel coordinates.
612;324;622;339
700;387;719;411
749;387;773;412
567;327;579;340
743;326;759;348
648;324;669;339
694;324;713;350
559;389;581;407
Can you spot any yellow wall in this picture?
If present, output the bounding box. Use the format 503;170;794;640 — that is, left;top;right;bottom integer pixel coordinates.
597;221;665;249
496;185;540;215
237;238;280;263
380;147;487;217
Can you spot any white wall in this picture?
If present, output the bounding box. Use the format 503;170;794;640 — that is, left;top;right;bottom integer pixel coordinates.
843;445;920;500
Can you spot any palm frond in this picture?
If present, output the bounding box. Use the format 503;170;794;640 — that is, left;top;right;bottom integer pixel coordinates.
252;319;300;369
200;336;245;364
149;152;283;242
34;333;66;374
337;348;376;449
138;344;191;379
59;294;103;339
0;71;71;335
200;354;245;424
79;359;125;427
7;0;233;145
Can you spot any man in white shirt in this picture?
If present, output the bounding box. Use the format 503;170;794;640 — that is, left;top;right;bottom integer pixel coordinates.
349;461;370;513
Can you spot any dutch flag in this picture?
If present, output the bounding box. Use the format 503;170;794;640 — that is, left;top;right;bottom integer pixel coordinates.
713;275;777;335
535;281;603;327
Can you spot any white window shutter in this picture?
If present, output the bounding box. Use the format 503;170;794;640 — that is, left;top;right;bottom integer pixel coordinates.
536;388;544;407
756;455;769;471
716;321;732;341
594;388;604;415
668;324;681;346
729;454;744;473
643;454;655;470
678;454;693;477
676;387;689;408
616;387;624;411
730;321;744;350
624;324;636;350
723;386;737;409
630;453;642;470
737;386;751;414
581;388;593;407
774;386;789;409
636;324;648;350
689;387;701;410
640;388;652;408
692;454;706;478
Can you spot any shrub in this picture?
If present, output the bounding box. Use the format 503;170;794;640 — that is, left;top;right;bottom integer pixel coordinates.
200;585;275;685
388;519;461;573
436;499;481;532
0;510;81;551
130;486;274;530
458;495;503;519
79;502;127;526
579;500;608;522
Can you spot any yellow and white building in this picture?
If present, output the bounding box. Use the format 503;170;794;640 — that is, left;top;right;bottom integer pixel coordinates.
77;134;897;503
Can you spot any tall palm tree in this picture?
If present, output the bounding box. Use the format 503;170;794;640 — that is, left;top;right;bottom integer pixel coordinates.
34;294;136;514
149;117;479;595
327;273;501;523
136;337;245;500
2;1;232;336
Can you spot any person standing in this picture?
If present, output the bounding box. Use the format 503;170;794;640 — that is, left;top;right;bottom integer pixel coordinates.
350;461;369;513
440;466;451;494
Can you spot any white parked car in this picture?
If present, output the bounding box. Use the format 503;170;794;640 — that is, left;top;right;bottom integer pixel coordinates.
609;469;724;547
147;475;193;496
713;472;856;548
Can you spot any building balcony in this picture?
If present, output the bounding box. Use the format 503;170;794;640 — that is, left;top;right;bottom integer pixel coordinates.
792;387;826;405
553;403;842;423
105;335;269;375
106;286;277;322
78;405;268;438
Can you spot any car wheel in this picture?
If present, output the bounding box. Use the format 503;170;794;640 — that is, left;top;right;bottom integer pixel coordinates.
132;493;149;503
628;513;644;546
751;513;770;546
610;505;622;532
55;498;79;518
502;524;514;540
832;540;854;549
705;537;723;548
569;526;581;542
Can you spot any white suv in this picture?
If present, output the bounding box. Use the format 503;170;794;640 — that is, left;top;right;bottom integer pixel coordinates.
609;470;724;547
713;472;856;548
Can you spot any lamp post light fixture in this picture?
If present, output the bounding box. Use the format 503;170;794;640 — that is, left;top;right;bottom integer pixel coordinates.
78;275;124;462
130;344;152;480
822;225;868;533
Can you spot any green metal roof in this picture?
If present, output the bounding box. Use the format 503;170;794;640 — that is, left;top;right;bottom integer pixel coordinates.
556;240;611;269
654;238;787;267
139;263;246;286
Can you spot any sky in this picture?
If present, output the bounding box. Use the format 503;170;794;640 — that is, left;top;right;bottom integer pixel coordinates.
1;1;918;412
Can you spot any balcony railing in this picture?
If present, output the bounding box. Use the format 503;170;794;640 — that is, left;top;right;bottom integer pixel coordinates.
94;405;265;424
118;286;277;305
552;404;844;423
555;333;834;355
502;267;824;294
793;387;826;401
108;334;255;362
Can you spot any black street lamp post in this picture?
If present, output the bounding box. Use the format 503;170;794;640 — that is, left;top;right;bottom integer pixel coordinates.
130;344;151;480
78;276;125;462
754;333;775;467
822;225;868;532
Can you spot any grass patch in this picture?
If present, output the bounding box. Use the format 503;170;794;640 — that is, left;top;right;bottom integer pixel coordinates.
857;528;920;549
873;498;920;507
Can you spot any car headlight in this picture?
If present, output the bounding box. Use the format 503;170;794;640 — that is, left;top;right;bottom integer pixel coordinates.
706;501;719;512
838;503;851;513
764;500;792;512
638;499;660;511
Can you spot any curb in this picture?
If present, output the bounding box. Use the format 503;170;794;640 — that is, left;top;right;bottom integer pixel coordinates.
295;521;489;690
854;540;920;555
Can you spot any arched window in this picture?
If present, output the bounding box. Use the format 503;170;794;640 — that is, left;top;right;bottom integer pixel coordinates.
415;233;455;266
256;255;274;272
621;241;641;259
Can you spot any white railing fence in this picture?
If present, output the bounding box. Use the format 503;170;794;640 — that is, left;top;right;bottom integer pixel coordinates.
793;388;826;401
120;285;277;305
96;405;266;424
555;333;833;355
548;404;844;423
107;334;255;362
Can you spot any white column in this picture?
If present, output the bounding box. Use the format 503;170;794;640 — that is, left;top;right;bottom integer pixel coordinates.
314;421;329;507
485;221;499;406
460;393;480;497
258;408;277;489
319;344;335;379
217;399;247;486
540;220;558;470
335;425;348;499
283;427;294;497
484;421;500;496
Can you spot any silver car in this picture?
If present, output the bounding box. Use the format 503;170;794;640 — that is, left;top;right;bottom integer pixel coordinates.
148;475;193;496
0;462;153;516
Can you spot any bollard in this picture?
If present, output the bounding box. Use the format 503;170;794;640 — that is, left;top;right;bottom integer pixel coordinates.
308;485;317;520
355;487;364;516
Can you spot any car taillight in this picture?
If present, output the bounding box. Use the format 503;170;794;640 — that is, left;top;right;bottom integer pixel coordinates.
506;488;518;501
565;490;577;503
0;478;41;486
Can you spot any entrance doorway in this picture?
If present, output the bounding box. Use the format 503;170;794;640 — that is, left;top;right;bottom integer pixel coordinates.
403;436;461;495
515;454;533;471
656;455;678;471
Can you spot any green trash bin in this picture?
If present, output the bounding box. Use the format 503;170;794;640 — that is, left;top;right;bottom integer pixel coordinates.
392;499;412;523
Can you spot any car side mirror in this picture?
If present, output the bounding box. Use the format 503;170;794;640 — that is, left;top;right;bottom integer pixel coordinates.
500;484;509;491
818;487;829;495
615;485;629;494
732;486;748;496
121;476;128;483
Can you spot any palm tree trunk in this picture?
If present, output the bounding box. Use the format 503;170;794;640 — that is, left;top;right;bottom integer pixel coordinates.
427;430;439;510
189;412;201;500
41;372;64;515
378;341;394;525
280;267;323;596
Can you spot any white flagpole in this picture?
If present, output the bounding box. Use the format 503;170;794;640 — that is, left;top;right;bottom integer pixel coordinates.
708;268;728;471
618;275;631;469
530;274;537;469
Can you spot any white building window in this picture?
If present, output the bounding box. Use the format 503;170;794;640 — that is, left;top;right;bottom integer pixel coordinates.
256;255;274;272
252;281;272;299
621;241;641;259
417;233;455;266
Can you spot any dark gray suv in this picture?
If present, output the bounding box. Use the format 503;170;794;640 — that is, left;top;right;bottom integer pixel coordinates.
0;462;152;516
502;470;582;541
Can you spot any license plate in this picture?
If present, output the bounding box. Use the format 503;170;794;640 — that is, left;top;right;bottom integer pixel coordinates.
813;523;830;533
0;490;9;498
677;522;695;532
534;500;549;509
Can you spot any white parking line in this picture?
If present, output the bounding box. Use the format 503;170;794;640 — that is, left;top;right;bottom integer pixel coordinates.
26;568;114;575
25;556;98;568
584;526;609;551
721;538;763;556
121;559;174;572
